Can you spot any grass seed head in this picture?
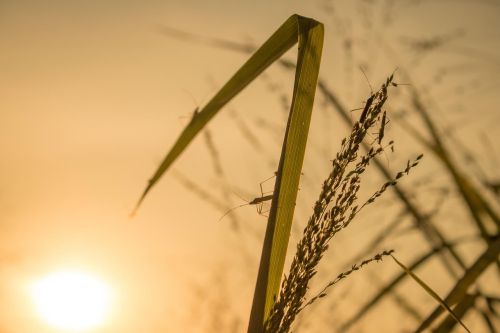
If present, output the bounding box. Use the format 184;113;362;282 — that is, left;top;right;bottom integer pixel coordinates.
265;75;421;333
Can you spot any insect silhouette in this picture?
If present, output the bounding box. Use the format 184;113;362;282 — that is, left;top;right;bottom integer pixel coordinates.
218;175;276;222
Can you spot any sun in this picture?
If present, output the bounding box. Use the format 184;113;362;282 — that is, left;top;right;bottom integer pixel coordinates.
31;270;112;331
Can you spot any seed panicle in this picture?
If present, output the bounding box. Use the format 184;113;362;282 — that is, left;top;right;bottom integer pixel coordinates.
264;75;421;333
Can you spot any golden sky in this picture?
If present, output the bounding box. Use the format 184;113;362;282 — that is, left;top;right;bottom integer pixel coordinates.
1;1;499;332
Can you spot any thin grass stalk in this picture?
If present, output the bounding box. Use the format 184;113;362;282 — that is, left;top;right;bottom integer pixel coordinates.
392;255;471;333
411;92;500;231
433;293;479;333
479;308;497;333
415;235;500;332
340;241;460;331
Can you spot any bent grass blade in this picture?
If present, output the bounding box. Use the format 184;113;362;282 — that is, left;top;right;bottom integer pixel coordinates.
133;14;324;332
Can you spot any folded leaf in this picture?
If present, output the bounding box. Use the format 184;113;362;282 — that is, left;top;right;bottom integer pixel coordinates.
133;14;324;332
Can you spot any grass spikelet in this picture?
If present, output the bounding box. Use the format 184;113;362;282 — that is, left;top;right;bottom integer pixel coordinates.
300;250;394;311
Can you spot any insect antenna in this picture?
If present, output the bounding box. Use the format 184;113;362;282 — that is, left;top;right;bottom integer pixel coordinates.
218;202;251;222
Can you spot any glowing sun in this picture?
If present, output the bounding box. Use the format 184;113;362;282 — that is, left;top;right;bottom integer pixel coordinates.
31;271;112;331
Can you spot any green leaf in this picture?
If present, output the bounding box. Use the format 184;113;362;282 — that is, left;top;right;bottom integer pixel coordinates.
133;14;324;332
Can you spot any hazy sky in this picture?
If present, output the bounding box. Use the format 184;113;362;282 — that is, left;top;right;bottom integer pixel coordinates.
1;1;499;332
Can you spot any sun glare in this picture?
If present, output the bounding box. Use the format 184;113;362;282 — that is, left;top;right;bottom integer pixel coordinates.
32;271;112;331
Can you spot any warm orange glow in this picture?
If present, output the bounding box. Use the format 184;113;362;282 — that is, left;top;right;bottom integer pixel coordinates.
31;271;112;331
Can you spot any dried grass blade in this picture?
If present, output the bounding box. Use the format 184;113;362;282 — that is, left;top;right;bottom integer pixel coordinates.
341;245;448;331
390;255;471;333
415;235;500;332
433;293;478;333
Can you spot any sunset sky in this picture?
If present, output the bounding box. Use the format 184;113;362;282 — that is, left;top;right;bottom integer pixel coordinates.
1;1;499;332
